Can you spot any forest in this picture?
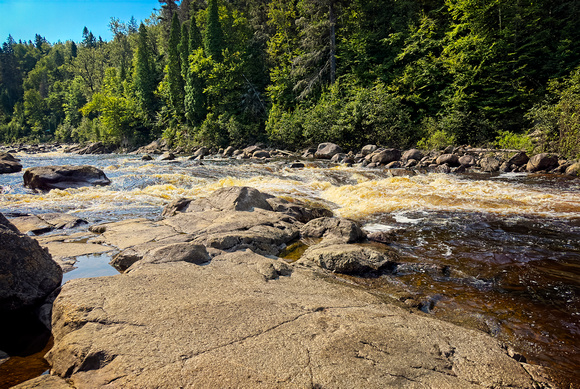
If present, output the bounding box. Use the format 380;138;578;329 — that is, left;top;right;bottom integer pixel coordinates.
0;0;579;158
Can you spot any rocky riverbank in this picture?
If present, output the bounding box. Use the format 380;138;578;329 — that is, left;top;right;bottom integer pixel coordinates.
1;140;579;177
2;186;560;388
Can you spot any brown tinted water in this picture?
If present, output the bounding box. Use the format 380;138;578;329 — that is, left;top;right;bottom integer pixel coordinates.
1;153;579;387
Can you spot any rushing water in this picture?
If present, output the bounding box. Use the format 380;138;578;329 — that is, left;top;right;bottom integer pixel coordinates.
1;152;579;387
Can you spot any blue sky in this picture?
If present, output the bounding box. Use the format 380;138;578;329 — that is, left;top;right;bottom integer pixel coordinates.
0;0;161;44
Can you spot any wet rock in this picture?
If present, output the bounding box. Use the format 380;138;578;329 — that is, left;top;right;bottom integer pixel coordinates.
158;152;175;161
9;213;87;234
23;165;111;190
402;148;423;161
289;161;305;169
436;153;460;167
434;164;451;173
266;196;333;223
194;146;209;158
301;217;366;243
252;150;270;159
507;151;530;167
76;141;111;155
222;146;235;157
136;139;169;154
298;243;393;274
330;153;345;163
0;152;22;174
371;149;401;165
0;213;62;313
565;162;580;177
526;153;559;172
480;156;501;172
366;230;397;244
385;161;401;169
361;144;377;155
458;154;476;167
141;154;153;161
315;142;343;159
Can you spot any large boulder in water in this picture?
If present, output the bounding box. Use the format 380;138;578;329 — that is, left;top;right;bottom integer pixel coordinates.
315;142;343;159
0;152;22;174
526;153;559;172
0;213;62;313
23;165;111;190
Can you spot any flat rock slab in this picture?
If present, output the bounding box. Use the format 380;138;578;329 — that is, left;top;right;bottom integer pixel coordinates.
10;213;87;234
44;251;542;388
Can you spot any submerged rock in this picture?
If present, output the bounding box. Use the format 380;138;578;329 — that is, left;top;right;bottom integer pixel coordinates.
23;165;111;190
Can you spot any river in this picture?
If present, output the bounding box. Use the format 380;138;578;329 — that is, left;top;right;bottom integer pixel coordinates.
1;152;579;387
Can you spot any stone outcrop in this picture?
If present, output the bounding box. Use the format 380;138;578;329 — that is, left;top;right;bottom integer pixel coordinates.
23;165;111;190
298;243;394;274
9;213;87;234
38;250;547;389
0;213;62;313
301;217;366;243
0;151;22;174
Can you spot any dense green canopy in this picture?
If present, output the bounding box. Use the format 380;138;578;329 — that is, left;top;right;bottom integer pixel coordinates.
1;0;579;157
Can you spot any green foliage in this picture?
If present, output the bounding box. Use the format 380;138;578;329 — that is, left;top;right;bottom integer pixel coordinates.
527;65;580;159
204;0;225;61
417;118;457;151
494;130;534;153
165;13;185;122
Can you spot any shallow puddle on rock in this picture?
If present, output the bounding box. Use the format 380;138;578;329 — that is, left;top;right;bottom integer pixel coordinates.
62;252;120;283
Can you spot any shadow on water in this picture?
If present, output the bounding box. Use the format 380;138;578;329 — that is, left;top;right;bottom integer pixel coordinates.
0;252;119;388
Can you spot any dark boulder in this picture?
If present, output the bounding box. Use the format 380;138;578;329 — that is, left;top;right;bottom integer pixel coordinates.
402;149;423;161
0;152;22;174
315;143;343;159
371;149;401;165
507;152;529;167
526;153;559;172
480;156;501;173
0;214;62;312
565;163;580;177
458;155;476;167
436;154;460;167
23;165;111;190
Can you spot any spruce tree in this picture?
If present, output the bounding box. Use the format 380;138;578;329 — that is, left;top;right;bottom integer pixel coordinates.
204;0;225;62
134;23;157;119
185;14;207;126
166;13;185;121
179;22;190;80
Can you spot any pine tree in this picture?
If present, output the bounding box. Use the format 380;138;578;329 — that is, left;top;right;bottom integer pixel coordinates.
204;0;225;61
166;13;185;121
185;12;207;126
134;23;157;119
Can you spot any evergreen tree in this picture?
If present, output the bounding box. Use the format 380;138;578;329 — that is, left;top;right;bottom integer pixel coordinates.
184;11;207;127
204;0;225;61
166;13;185;122
134;23;157;119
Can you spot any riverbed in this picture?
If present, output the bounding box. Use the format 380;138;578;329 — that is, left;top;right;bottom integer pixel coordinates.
1;152;579;387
